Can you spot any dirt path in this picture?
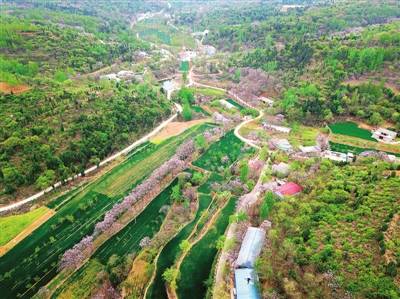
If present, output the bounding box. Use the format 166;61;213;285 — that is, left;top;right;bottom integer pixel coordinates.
0;104;182;213
150;118;209;143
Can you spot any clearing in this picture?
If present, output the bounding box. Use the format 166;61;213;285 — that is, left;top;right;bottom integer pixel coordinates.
0;82;30;94
150;119;209;144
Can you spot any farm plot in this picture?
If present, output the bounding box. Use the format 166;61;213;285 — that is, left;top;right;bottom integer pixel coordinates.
192;105;210;116
147;194;213;299
179;61;189;72
0;207;50;246
54;180;177;298
193;130;254;172
329;121;376;142
177;197;236;299
226;98;244;110
0;124;212;299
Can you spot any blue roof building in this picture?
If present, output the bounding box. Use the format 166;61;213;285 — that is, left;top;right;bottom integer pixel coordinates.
235;227;266;268
234;268;261;299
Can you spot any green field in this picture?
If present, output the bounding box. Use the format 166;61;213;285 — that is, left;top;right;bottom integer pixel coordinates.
146;194;213;299
189;87;226;98
226;98;244;110
329;141;400;157
177;197;236;299
54;180;177;298
329;122;376;142
0;207;50;246
179;61;189;72
0;124;212;299
193;130;253;172
192;105;210;116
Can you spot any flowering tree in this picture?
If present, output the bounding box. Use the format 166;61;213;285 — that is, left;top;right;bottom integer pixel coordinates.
60;138;199;271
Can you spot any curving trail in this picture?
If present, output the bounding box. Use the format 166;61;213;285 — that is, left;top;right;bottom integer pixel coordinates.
0;103;183;213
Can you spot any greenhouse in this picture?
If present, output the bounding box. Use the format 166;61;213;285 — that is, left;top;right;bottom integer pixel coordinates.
235;227;266;268
234;268;261;299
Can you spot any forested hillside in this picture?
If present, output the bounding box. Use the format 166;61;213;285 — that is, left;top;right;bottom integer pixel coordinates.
257;159;400;298
0;1;173;203
200;1;400;128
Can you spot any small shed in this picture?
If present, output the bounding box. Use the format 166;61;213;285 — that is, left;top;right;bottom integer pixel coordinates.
220;99;237;110
273;138;293;152
299;145;320;154
274;182;302;197
236;227;266;268
234;268;261;299
322;150;353;163
263;122;291;134
372;128;397;143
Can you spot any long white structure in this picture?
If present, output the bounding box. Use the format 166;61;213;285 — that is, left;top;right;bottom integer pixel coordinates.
236;227;266;268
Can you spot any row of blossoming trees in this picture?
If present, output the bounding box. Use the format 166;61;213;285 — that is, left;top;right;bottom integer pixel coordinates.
59;127;224;271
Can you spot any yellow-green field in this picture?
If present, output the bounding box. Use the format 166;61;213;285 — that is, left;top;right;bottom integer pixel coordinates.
0;207;50;246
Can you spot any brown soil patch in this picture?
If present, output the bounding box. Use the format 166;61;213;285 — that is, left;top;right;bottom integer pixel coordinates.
150;118;209;143
0;208;55;257
0;82;31;94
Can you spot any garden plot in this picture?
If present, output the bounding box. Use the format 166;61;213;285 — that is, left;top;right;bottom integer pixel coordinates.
329;121;376;142
193;130;254;172
147;194;213;299
0;124;212;299
330;141;400;157
177;197;236;299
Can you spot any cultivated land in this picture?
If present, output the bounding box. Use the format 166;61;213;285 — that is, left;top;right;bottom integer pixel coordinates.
2;1;400;298
0;124;211;299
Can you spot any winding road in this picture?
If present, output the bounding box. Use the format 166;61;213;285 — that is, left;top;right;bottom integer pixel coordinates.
0;103;183;213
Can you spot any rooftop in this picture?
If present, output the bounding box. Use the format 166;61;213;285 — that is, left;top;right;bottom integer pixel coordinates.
234;268;261;299
236;227;266;268
275;182;303;196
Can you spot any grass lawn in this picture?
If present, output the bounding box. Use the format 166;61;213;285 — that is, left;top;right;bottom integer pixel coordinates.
0;207;50;246
146;194;213;299
0;124;212;299
177;197;236;299
329;121;376;142
189;87;226;98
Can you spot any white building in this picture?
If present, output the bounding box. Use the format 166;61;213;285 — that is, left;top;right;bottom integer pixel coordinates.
272;162;290;177
259;97;274;107
299;145;321;154
263;122;291;134
323;150;354;163
100;73;120;82
272;138;293;152
372;128;397;143
219;99;236;110
236;227;266;268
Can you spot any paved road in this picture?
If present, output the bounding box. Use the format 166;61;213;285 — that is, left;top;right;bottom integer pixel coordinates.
0;103;183;213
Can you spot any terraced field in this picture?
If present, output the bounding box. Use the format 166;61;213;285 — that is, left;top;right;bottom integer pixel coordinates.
147;193;213;299
54;180;178;298
177;196;237;299
0;124;212;299
329;141;400;157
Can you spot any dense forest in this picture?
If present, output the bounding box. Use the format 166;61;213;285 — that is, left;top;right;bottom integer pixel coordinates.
258;158;400;298
0;1;173;202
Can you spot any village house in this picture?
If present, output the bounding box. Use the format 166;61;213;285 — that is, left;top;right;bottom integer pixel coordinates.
372;128;397;143
219;99;237;110
272;162;290;177
274;182;303;197
269;138;293;152
299;145;321;156
259;97;274;106
322;150;354;163
262;122;291;134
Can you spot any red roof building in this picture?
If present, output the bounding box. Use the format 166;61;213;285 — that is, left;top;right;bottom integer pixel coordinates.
274;182;303;197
